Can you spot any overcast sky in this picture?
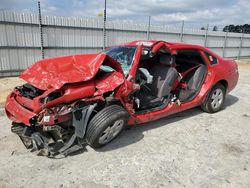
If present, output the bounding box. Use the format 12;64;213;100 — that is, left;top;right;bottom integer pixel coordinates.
0;0;249;27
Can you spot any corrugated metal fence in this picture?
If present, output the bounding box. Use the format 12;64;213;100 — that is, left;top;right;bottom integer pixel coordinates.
0;10;250;77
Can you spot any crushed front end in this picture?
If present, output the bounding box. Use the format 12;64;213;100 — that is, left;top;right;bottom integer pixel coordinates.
5;83;98;157
4;53;127;157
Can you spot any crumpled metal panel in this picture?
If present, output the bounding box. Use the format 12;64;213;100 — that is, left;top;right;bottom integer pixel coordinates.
94;71;124;96
20;53;111;90
5;94;36;125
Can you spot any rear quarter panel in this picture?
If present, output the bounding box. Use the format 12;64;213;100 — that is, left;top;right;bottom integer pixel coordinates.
212;58;239;93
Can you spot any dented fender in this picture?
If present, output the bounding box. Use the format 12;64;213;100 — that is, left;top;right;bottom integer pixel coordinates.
94;71;124;96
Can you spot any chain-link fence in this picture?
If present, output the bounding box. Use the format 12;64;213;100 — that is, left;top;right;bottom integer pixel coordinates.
0;10;250;76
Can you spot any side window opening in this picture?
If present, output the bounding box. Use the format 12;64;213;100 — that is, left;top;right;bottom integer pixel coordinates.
204;51;218;65
175;50;206;73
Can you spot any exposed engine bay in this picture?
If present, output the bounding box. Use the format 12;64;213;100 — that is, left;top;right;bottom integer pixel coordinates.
10;84;99;157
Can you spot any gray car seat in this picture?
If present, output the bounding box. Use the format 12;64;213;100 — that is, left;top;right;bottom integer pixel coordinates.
139;53;179;109
179;64;206;102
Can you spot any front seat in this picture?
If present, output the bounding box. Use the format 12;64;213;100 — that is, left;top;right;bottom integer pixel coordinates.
139;53;179;109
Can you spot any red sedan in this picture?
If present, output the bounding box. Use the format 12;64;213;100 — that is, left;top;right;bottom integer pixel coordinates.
5;40;239;157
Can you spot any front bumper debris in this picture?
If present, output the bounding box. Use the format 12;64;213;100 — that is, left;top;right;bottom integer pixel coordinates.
11;104;96;158
5;93;36;125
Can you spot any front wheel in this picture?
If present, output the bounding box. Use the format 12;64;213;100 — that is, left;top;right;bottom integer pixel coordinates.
201;83;226;113
86;105;129;148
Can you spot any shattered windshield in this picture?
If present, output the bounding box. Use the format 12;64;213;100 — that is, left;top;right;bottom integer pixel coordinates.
104;46;136;75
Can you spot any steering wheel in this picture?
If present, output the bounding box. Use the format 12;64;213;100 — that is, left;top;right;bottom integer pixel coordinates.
137;68;153;89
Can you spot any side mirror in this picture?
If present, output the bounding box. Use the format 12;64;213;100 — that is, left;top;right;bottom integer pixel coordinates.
138;68;153;84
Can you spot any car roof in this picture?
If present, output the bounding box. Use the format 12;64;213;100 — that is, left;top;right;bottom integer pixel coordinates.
119;40;219;58
121;40;206;51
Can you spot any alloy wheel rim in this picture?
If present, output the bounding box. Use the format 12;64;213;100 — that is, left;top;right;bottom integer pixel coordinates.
99;119;124;145
211;88;223;109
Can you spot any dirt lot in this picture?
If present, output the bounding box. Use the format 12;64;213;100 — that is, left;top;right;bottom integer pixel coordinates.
0;62;250;188
0;77;24;107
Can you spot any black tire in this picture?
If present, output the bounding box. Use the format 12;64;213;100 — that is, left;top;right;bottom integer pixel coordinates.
201;83;226;113
86;105;129;148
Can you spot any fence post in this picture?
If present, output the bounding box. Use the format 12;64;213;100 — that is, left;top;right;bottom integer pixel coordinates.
38;1;44;59
180;20;184;42
146;16;151;40
2;11;11;75
237;31;244;60
204;24;209;47
222;29;229;57
103;0;107;50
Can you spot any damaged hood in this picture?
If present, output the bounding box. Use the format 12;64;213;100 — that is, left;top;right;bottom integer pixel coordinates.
20;54;124;90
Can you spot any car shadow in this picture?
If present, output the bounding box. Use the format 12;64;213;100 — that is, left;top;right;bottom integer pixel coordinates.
223;94;239;109
97;94;239;152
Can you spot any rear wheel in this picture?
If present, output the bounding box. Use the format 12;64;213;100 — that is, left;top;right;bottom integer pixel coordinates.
201;83;226;113
86;105;129;148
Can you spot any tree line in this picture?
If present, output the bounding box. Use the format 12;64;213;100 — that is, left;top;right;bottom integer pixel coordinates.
223;24;250;33
200;24;250;34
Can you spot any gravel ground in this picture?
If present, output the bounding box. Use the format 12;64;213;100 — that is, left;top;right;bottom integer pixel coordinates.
0;63;250;188
0;77;24;107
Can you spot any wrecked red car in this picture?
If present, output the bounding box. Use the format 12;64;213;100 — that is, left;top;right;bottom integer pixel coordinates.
5;40;239;157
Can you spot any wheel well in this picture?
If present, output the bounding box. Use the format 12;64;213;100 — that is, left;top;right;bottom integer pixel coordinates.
91;100;124;115
217;80;228;91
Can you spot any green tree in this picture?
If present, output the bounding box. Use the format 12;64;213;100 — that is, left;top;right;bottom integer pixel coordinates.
212;26;218;31
223;24;250;33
